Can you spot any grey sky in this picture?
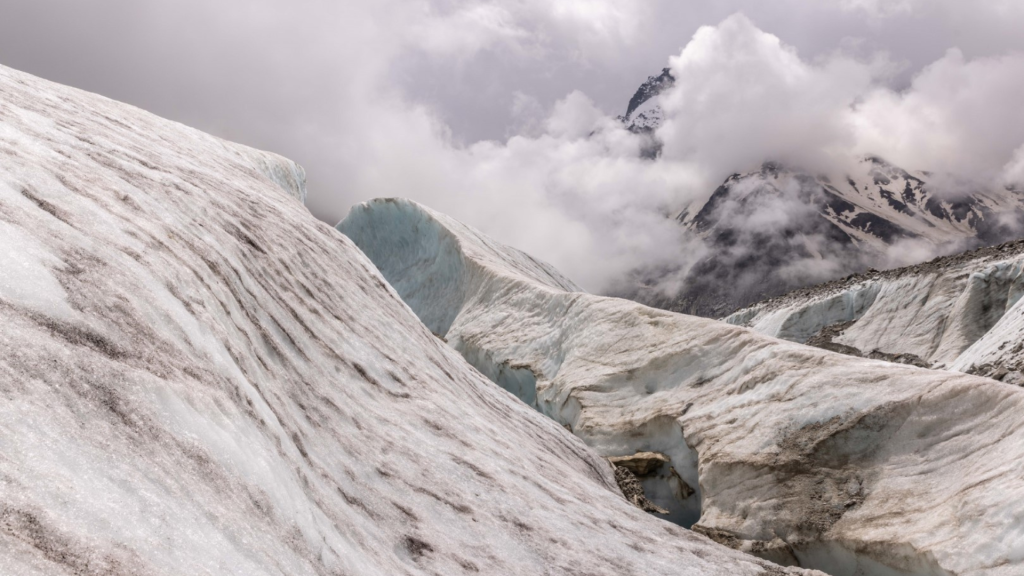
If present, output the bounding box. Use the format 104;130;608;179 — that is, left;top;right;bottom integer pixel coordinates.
2;0;1024;289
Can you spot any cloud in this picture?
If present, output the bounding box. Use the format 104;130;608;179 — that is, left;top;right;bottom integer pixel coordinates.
548;0;642;43
3;1;1024;297
340;88;707;291
653;12;1024;199
410;4;528;58
657;14;888;179
852;48;1024;183
613;13;1024;302
838;0;915;17
1005;146;1024;188
173;7;1024;293
544;91;605;138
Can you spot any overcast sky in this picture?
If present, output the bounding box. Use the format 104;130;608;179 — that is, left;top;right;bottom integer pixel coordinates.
3;0;1024;289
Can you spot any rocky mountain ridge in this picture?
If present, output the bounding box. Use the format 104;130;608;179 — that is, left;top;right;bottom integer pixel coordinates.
614;70;1024;317
619;67;674;134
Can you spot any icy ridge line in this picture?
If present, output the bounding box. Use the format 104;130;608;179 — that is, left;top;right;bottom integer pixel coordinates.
341;197;1024;576
725;238;1024;384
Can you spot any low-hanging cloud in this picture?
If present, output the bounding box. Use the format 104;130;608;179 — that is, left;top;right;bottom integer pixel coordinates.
345;88;708;290
656;14;1024;190
362;11;1024;292
3;1;1024;295
853;49;1024;184
657;14;887;176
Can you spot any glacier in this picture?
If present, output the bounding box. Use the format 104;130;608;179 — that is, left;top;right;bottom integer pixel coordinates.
0;64;828;575
724;240;1024;385
340;197;1024;576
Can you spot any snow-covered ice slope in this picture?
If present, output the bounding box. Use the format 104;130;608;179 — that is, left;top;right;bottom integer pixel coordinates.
0;64;824;576
724;240;1024;384
341;197;1024;576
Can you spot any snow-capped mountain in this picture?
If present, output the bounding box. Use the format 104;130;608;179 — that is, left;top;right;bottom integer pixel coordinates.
343;197;1024;576
0;64;824;576
615;71;1024;317
619;67;674;134
618;68;674;159
682;158;1024;249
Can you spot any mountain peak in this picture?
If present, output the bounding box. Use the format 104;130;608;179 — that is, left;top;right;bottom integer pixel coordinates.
624;67;674;120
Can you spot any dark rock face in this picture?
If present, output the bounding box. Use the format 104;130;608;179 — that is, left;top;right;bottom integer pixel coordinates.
613;466;669;514
744;238;1024;313
623;68;674;121
617;68;675;159
620;165;867;317
966;360;1024;386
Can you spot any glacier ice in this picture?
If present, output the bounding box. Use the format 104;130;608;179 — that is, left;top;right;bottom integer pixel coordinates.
725;241;1024;383
340;197;1024;576
0;64;826;575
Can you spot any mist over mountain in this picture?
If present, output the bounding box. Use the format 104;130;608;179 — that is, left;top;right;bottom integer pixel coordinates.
7;5;1024;296
608;43;1024;316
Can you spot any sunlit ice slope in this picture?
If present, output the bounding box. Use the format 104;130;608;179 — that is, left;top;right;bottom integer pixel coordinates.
341;197;1024;576
0;64;827;576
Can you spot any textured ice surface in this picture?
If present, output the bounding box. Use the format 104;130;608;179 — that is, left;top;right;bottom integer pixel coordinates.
726;243;1024;378
341;197;1024;576
0;65;822;575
